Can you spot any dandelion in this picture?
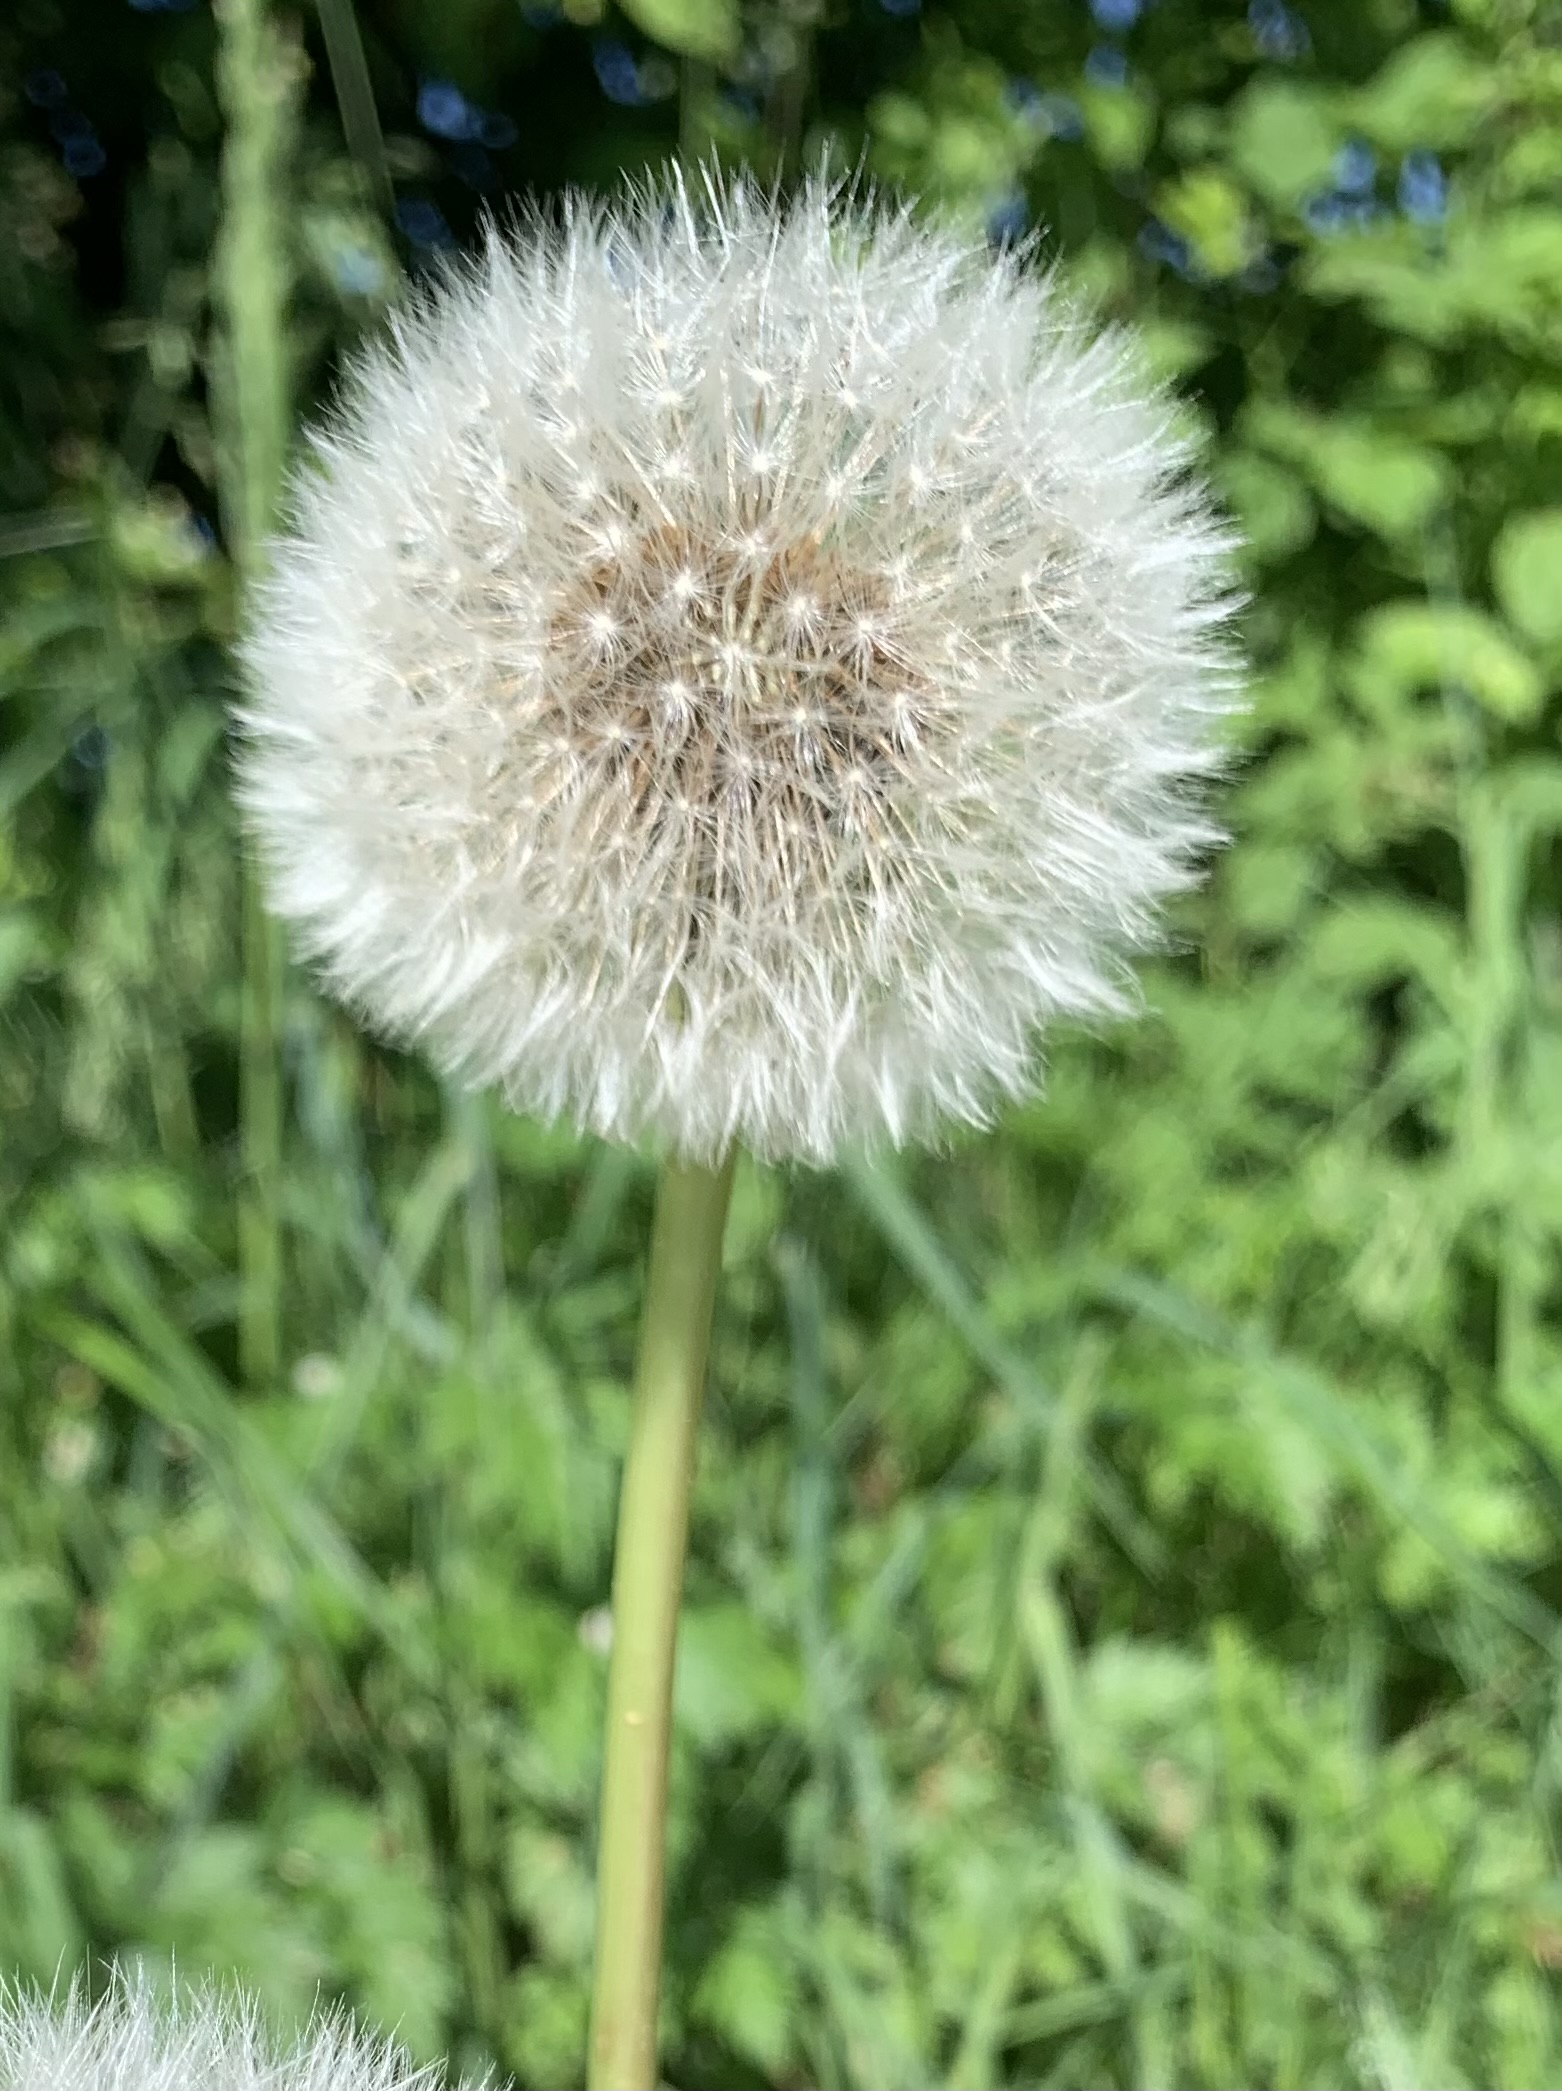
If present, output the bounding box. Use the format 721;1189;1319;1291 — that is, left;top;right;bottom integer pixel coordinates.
0;1966;485;2091
234;162;1245;2091
237;166;1241;1172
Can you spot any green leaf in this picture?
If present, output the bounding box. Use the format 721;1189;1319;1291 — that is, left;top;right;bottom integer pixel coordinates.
1079;80;1156;172
1223;840;1321;936
843;1155;1164;1573
1491;508;1562;649
1134;317;1216;382
1303;210;1562;350
1082;1638;1208;1738
1350;601;1543;721
931;115;1010;192
1155;167;1259;278
1216;452;1317;564
108;491;214;589
137;1826;323;2008
0;909;46;1005
868;91;931;154
616;0;737;61
1303;897;1466;1016
868;50;1042;207
0;1809;84;1982
1311;430;1447;540
503;1824;595;1968
280;1798;453;2058
1227;80;1339;208
674;1602;800;1748
1345;32;1496;153
694;1903;798;2077
1245;402;1450;542
503;1966;589;2091
1080;1266;1562;1650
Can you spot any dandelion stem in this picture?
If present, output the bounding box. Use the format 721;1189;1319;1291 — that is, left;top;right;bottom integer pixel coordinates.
588;1148;737;2091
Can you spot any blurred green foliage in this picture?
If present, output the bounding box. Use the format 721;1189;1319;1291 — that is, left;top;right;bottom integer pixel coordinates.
5;0;1562;2083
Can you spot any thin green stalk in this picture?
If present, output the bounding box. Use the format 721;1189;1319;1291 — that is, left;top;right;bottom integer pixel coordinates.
588;1150;737;2091
765;0;820;181
313;0;396;220
213;0;296;1390
677;57;713;167
237;878;284;1390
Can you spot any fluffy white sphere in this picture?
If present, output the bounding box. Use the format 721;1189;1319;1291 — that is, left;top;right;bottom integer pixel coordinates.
0;1969;485;2091
238;166;1244;1166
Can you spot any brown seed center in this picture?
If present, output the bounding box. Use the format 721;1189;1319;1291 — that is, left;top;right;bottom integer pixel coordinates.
542;522;935;857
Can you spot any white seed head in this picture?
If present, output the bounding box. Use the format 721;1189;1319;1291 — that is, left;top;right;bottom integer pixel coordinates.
237;164;1246;1166
0;1967;489;2091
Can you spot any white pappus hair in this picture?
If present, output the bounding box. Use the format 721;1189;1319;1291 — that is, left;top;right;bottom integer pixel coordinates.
236;163;1246;1166
0;1967;490;2091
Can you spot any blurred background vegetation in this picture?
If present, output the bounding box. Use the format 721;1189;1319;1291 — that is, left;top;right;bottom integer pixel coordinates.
6;0;1562;2082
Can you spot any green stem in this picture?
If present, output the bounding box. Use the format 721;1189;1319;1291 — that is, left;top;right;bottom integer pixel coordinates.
313;0;396;221
213;0;296;1390
588;1150;737;2091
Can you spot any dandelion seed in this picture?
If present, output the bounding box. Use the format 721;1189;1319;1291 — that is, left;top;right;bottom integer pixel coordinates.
237;163;1245;1168
0;1967;490;2091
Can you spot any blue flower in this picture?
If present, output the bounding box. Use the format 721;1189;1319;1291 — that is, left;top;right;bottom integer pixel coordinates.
71;726;110;772
1137;219;1192;274
592;38;644;106
395;196;455;250
417;79;480;142
1084;44;1129;86
1302;190;1382;235
1005;77;1044;124
1332;139;1376;195
1090;0;1143;30
1248;0;1311;59
878;0;922;16
1398;149;1446;222
52;112;105;179
1036;91;1085;140
333;246;385;297
24;69;67;108
1302;191;1347;233
986;190;1030;249
62;134;106;178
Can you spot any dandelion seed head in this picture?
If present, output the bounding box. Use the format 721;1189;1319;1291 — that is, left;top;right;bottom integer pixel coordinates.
0;1966;489;2091
237;163;1246;1165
